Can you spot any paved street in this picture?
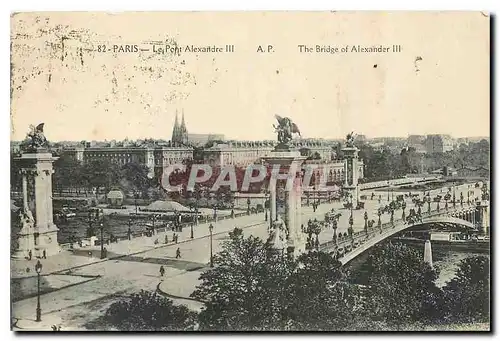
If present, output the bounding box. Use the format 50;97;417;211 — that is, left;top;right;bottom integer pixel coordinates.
11;181;484;330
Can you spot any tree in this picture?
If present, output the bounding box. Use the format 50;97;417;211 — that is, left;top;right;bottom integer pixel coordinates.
82;159;122;199
10;153;22;192
121;161;151;197
191;228;361;331
362;242;443;325
286;251;360;330
104;290;197;331
191;228;294;330
442;256;489;323
53;154;84;195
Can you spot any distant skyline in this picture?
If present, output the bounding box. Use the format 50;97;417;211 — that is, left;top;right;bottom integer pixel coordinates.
11;12;489;142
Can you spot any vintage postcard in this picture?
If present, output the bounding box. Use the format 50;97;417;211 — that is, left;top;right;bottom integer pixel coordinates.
10;12;490;331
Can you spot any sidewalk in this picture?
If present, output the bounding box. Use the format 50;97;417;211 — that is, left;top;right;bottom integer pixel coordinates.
11;212;268;279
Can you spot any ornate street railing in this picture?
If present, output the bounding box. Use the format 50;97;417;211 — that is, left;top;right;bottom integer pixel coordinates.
319;203;479;256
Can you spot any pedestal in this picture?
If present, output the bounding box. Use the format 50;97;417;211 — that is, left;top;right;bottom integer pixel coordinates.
476;201;489;235
263;148;306;257
13;151;60;258
424;240;433;267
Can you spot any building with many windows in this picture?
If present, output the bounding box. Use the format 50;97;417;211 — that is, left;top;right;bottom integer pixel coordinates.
425;134;454;153
63;144;193;179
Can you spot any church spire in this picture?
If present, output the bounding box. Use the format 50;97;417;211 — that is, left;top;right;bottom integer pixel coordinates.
180;109;188;144
172;110;179;143
181;109;187;132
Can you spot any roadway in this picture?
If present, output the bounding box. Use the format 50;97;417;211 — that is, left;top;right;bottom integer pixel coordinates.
11;180;484;330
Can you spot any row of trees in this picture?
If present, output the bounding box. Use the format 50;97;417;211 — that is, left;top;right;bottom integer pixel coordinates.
357;139;490;181
10;154;153;199
103;230;489;331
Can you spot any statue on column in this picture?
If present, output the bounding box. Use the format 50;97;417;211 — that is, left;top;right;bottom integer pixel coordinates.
346;131;356;148
273;115;301;146
20;123;49;152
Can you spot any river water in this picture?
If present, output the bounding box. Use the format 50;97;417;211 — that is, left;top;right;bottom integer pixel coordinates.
347;240;489;288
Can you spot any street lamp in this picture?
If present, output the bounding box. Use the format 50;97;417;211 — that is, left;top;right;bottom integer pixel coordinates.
387;181;390;202
453;182;456;207
460;192;464;207
427;196;431;214
100;221;105;259
209;223;214;267
213;204;218;222
402;202;407;221
264;191;268;222
364;211;368;233
35;260;43;322
348;214;354;239
246;198;251;215
377;208;382;231
127;218;132;240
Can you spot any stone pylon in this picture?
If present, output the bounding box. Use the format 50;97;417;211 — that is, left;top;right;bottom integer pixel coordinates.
263;148;306;258
13;151;60;259
342;144;360;207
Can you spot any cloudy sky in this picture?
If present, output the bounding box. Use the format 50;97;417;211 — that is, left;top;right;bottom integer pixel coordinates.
10;12;489;142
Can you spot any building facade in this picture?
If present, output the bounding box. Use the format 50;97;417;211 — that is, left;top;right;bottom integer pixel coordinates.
63;145;193;179
425;134;454;153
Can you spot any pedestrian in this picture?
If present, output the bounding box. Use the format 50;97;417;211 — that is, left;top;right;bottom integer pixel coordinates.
159;265;165;277
176;248;181;259
154;238;159;245
42;250;46;259
28;250;32;261
164;235;169;244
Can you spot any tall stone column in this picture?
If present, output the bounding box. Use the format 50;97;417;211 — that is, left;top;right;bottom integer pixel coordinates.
269;180;277;222
342;142;360;208
14;152;60;259
262;150;306;257
424;240;433;267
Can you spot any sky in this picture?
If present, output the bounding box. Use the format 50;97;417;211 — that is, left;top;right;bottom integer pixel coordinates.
10;12;490;142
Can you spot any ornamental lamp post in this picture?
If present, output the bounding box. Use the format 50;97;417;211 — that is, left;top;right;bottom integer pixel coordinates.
453;183;456;207
402;202;407;221
264;191;268;222
377;208;382;230
460;192;464;207
35;260;43;322
348;214;354;239
209;223;214;267
364;211;368;233
387;181;390;202
427;197;431;214
246;198;251;215
100;221;105;259
390;208;394;226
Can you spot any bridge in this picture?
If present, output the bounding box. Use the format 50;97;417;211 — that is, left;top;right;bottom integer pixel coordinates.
319;202;486;265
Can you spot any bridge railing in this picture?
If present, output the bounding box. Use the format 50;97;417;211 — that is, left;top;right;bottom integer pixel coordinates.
319;203;478;254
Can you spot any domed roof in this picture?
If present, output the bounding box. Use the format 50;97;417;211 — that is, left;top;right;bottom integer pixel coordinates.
107;190;125;199
145;200;189;212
